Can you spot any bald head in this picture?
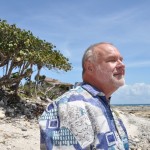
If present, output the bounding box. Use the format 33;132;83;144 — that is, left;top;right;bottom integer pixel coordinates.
82;42;114;75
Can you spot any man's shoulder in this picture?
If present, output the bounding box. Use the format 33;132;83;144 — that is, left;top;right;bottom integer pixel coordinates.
44;86;85;108
44;85;93;112
55;85;90;103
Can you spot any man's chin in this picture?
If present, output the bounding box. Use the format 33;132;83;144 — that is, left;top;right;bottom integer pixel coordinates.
113;78;125;87
118;79;125;87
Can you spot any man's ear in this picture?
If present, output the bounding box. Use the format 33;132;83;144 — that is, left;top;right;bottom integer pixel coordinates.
88;66;93;72
84;61;94;73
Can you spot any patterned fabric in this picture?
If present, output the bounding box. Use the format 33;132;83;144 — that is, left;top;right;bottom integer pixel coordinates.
39;83;129;150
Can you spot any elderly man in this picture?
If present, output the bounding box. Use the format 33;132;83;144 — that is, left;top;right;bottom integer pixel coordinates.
39;42;129;150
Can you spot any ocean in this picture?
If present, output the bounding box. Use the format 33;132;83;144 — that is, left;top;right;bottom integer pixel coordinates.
112;104;150;106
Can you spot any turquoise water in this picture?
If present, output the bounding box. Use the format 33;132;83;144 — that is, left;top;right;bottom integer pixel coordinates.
112;104;150;106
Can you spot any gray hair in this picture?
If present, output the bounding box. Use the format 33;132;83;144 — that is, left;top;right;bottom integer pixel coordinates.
82;44;97;75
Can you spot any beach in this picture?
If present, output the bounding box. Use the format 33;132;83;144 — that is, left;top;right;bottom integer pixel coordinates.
0;105;150;150
113;105;150;149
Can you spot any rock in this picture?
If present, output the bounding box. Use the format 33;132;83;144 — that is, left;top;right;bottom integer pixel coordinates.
134;138;140;143
5;108;15;117
21;127;27;131
0;100;5;106
7;146;12;150
0;139;5;144
0;109;5;119
22;135;29;139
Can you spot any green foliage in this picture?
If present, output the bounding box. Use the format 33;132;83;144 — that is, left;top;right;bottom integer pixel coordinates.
0;19;72;94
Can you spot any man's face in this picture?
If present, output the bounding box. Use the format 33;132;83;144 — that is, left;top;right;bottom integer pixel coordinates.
94;45;125;89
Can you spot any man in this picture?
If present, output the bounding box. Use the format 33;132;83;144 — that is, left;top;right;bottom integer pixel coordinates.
39;42;129;150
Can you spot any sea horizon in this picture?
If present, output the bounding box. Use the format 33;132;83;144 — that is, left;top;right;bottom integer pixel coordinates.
112;104;150;106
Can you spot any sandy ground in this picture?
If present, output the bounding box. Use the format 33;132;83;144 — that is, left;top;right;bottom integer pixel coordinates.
0;116;40;150
0;106;150;150
114;109;139;138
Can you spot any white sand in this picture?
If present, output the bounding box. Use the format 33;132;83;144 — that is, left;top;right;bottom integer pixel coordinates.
0;117;40;150
0;108;149;149
114;109;139;138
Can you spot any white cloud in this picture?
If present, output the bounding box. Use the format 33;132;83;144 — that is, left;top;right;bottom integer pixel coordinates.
111;83;150;104
126;60;150;68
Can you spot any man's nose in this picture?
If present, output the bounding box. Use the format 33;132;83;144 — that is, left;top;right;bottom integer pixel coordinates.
117;60;125;69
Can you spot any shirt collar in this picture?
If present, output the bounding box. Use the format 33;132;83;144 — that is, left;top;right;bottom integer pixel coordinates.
81;82;105;97
81;82;111;105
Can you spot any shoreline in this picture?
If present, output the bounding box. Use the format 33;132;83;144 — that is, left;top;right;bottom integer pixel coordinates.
113;105;150;119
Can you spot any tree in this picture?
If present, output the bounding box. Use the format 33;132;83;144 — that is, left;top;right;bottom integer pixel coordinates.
0;19;72;94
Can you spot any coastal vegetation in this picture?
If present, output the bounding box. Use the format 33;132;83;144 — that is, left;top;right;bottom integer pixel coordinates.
0;19;72;100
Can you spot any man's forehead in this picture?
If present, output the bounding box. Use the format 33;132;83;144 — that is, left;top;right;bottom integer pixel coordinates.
94;44;120;55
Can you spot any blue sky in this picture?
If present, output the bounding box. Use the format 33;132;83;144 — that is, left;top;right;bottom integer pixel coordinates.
0;0;150;104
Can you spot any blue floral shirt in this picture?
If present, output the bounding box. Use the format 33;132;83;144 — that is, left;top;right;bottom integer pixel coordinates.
39;83;129;150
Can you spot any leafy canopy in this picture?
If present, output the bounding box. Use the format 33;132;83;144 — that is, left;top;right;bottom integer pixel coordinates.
0;19;72;92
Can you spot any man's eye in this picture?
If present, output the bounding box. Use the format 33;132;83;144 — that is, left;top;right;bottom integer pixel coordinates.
109;59;116;62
